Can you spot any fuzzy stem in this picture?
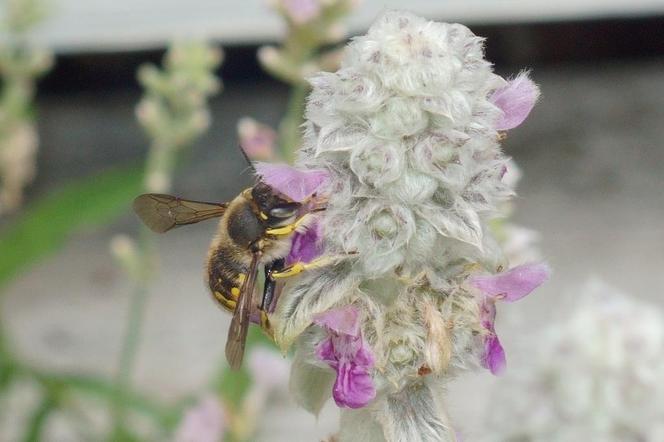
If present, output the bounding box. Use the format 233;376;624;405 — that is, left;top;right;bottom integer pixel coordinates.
110;140;164;435
110;224;154;437
278;83;308;163
143;141;177;191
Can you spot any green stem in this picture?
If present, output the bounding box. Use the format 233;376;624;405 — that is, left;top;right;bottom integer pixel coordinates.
144;141;177;191
17;364;176;428
22;390;58;442
278;82;308;163
0;321;15;420
111;227;154;437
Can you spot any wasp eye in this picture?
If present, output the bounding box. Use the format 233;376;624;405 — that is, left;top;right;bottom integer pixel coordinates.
269;205;298;219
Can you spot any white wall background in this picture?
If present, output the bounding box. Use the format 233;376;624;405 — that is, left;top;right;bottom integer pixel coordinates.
7;0;664;53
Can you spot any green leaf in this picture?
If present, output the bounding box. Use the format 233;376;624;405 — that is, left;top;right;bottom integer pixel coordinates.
0;165;143;290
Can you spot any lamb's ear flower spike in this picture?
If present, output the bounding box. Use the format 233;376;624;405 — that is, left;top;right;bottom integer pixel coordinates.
273;10;547;441
490;71;540;130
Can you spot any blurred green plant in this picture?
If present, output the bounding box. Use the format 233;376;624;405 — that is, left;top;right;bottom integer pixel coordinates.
239;0;359;163
0;166;181;440
109;41;222;440
0;0;53;214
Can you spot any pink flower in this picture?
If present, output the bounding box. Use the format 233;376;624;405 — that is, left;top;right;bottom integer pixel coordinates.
287;220;324;265
255;162;329;202
247;346;290;390
478;299;506;375
237;117;277;161
470;263;550;375
489;72;540;131
175;396;226;442
471;262;550;302
314;306;376;408
281;0;322;24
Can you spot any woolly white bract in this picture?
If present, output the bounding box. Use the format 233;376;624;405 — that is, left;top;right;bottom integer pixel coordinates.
483;280;664;442
271;11;540;442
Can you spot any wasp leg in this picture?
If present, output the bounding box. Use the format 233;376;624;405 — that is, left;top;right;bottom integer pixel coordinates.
265;213;315;236
259;311;274;338
262;259;285;312
270;256;335;279
253;259;285;339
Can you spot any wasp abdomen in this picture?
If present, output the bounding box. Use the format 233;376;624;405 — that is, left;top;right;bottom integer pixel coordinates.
207;245;249;312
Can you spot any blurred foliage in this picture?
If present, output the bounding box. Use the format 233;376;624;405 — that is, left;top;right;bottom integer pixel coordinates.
110;41;223;440
0;166;142;289
136;41;223;193
0;0;53;214
256;0;359;162
0;0;49;35
215;328;272;405
0;165;181;440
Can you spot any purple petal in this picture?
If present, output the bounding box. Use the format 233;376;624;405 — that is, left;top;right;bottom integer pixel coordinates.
282;0;322;24
286;221;323;265
255;162;329;202
483;333;506;375
332;361;376;408
479;298;497;331
313;305;360;337
175;396;225;442
490;72;540;130
470;263;550;302
315;336;337;366
237;117;276;161
314;306;376;409
352;342;375;369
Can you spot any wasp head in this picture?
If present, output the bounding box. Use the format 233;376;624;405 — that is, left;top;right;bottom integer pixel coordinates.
251;182;301;227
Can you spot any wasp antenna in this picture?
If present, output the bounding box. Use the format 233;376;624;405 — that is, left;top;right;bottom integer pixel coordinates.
237;144;257;175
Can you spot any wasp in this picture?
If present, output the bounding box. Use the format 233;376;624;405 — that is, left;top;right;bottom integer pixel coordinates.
133;182;326;369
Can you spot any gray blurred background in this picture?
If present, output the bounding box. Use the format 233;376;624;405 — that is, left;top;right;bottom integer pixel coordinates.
1;1;664;440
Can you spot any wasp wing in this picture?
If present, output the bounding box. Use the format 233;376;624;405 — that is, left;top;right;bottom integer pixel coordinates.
225;251;260;370
133;193;228;233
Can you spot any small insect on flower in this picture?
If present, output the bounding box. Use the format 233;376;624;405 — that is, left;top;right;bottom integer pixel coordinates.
133;157;329;369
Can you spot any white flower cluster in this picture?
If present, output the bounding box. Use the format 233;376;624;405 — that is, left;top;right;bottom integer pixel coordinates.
301;11;511;275
483;280;664;442
135;41;222;193
272;11;534;442
0;0;53;214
